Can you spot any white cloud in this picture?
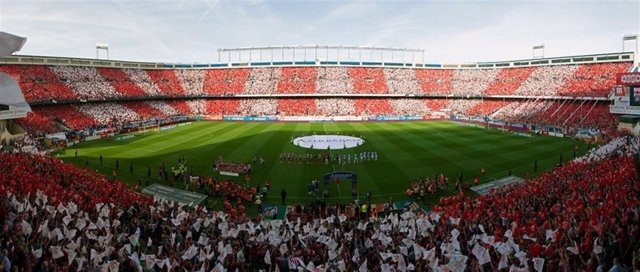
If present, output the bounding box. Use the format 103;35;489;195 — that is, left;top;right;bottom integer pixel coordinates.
0;0;637;63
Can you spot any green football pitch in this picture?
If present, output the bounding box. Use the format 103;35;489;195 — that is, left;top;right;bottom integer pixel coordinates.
55;121;587;205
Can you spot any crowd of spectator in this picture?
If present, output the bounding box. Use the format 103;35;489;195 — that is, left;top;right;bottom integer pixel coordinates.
239;99;278;116
465;100;510;116
146;101;179;117
96;68;150;97
12;97;618;136
384;68;421;95
43;105;99;131
0;62;632;105
277;99;316;116
277;67;317;94
348;67;389;94
316;67;353;94
574;134;640;163
415;69;454;95
187;100;207;115
3;60;638;271
121;68;165;97
165;100;195;116
0;65;77;102
483;67;536;96
76;102;141;127
175;69;205;96
447;99;480;114
119;101;166;120
203;69;250;95
0;132;638;271
316;98;357;116
488;100;617;131
3;60;630;135
144;70;186;97
14;111;58;136
514;65;578;96
490;100;541;122
452;69;499;96
3;135;46;155
202;99;238;116
50;66;120;100
354;99;393;115
244;68;281;95
388;99;429;116
0;152;150;210
559;62;631;97
424;99;449;112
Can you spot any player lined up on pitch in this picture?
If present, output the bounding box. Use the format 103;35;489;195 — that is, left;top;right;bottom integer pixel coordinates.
279;151;378;164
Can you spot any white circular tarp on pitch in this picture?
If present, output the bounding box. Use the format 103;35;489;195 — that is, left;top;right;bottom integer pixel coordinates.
293;135;364;150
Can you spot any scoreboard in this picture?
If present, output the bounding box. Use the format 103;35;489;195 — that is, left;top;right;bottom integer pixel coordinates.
611;73;640;115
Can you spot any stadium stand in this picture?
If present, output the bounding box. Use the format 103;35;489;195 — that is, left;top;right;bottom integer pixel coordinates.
244;68;281;95
187;99;206;115
316;67;353;94
483;67;536;96
558;62;631;97
415;69;454;95
76;102;141;126
120;101;167;120
424;99;449;112
205;99;241;115
146;100;180;116
43;105;99;131
14;111;58;136
389;99;430;115
0;61;630;155
348;67;389;94
316;98;356;116
124;68;166;97
0;62;631;104
203;69;250;95
276;67;317;94
0;65;77;102
175;69;205;96
0;56;639;271
145;70;186;96
96;68;148;98
384;68;421;95
51;66;121;100
166;100;195;116
452;69;499;96
514;65;578;96
276;98;316;115
354;98;393;115
447;99;480;114
239;98;278;116
0;134;637;271
464;100;510;116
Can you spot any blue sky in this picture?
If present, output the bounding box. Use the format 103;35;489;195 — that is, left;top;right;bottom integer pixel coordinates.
0;0;638;63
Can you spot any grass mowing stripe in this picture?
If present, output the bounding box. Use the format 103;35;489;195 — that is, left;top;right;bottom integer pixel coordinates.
57;121;588;206
344;122;415;185
321;122;342;198
116;122;235;158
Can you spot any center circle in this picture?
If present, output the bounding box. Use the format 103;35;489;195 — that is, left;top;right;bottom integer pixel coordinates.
292;135;365;150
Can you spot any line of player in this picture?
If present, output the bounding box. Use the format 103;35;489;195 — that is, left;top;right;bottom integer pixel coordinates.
279;151;379;164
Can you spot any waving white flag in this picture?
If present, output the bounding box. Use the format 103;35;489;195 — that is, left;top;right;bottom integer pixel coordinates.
264;249;271;265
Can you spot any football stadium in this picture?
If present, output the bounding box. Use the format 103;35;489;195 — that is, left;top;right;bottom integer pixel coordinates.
0;1;639;271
